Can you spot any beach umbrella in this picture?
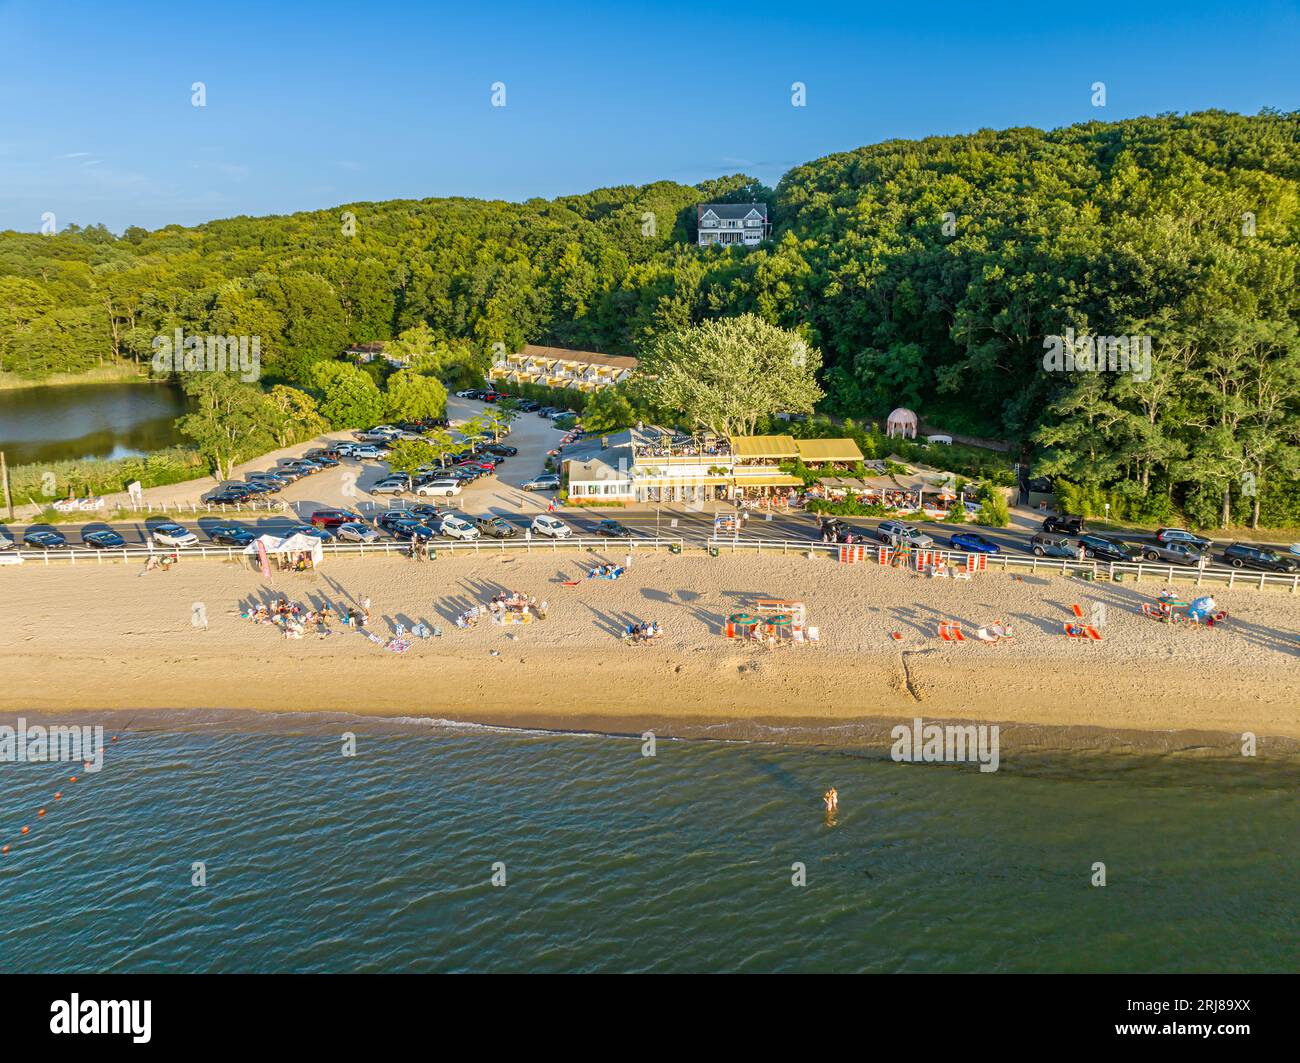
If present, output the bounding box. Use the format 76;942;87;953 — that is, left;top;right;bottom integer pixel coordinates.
766;614;793;626
728;613;757;625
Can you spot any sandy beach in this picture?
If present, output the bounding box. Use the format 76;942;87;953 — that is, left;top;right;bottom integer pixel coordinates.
0;550;1294;743
3;550;1298;746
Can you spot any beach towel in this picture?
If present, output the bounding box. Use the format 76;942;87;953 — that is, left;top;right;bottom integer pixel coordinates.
366;632;385;646
386;639;412;654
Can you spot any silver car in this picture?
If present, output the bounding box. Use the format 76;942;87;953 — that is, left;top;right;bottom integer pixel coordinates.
335;522;381;544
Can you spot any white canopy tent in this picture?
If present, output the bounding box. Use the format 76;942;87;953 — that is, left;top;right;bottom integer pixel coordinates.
243;532;324;566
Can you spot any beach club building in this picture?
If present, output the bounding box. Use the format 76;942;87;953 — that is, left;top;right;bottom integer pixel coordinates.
489;344;637;393
564;428;863;505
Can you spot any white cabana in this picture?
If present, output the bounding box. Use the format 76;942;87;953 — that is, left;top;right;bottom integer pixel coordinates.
243;532;324;567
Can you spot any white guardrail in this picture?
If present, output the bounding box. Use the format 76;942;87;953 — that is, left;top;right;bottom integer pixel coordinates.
1;536;687;566
705;537;1300;593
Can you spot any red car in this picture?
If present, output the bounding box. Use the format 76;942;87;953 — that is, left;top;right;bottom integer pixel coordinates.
310;509;364;528
457;459;497;471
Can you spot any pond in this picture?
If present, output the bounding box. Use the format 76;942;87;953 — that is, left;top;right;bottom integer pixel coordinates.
0;382;194;465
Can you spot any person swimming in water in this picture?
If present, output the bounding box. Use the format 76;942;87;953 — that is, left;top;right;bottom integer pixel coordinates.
823;787;838;812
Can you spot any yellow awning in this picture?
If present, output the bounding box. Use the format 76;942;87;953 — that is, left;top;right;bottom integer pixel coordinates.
795;438;864;463
731;435;798;459
735;474;804;487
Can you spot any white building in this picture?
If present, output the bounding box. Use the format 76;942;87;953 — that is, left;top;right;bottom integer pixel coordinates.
697;203;771;247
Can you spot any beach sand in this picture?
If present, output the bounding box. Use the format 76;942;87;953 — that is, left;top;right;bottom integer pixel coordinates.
1;551;1297;747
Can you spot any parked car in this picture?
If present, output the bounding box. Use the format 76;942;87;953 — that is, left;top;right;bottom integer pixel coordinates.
474;516;518;539
1141;541;1207;565
83;529;127;549
436;515;480;541
1154;527;1212;550
0;527;14;550
409;504;453;524
288;524;334;542
1042;514;1085;535
522;473;561;492
594;519;633;538
281;459;324;474
310;509;364;529
536;406;558;418
303;450;340;467
484;444;518;457
1221;543;1299;573
455;388;478;399
351;445;388;460
335;521;381;544
390;520;436;543
377;511;417;534
531;515;571;539
950;532;1001;554
369;476;409;496
204;487;254;505
23;529;67;549
152;522;199;548
516;400;541;412
1029;533;1077;558
876;520;935;549
1077;534;1142;563
334;442;361;457
249;470;293;485
208;526;257;547
415;479;462;497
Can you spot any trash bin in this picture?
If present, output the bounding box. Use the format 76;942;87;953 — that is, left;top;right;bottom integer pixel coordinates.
708;546;719;558
669;543;682;555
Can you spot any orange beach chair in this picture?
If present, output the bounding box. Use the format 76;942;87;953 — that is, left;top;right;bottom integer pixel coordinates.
938;622;966;642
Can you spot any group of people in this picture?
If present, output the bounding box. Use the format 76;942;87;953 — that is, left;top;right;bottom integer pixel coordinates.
623;620;662;644
142;552;179;573
457;592;548;628
239;594;373;639
588;563;624;579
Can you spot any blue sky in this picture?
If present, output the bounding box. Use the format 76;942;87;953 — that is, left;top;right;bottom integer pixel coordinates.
1;0;1297;232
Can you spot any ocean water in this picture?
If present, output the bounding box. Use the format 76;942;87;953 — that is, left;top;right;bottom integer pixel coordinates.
1;710;1296;973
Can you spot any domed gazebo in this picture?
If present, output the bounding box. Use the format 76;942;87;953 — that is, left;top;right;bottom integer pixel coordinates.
886;407;919;439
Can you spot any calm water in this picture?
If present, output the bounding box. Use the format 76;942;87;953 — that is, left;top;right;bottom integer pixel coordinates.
1;710;1296;973
0;382;191;464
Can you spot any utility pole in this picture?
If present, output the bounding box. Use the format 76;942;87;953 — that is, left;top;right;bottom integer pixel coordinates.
0;450;12;520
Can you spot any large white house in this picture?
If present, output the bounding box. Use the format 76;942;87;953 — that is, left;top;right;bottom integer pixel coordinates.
697;203;771;247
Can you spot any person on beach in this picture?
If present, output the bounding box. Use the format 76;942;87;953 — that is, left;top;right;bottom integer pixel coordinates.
823;788;838;812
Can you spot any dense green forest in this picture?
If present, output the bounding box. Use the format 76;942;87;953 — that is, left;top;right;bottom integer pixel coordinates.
1;110;1297;527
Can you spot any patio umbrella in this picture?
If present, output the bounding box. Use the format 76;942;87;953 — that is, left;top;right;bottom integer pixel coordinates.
765;614;792;626
728;613;758;625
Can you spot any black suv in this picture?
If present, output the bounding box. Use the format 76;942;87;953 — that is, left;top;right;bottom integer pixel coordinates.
1077;534;1141;563
1042;514;1085;535
1222;543;1298;573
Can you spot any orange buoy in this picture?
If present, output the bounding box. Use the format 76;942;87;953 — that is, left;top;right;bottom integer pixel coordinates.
20;826;29;835
112;735;119;742
69;776;77;783
1;845;8;855
38;809;46;817
54;792;62;800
